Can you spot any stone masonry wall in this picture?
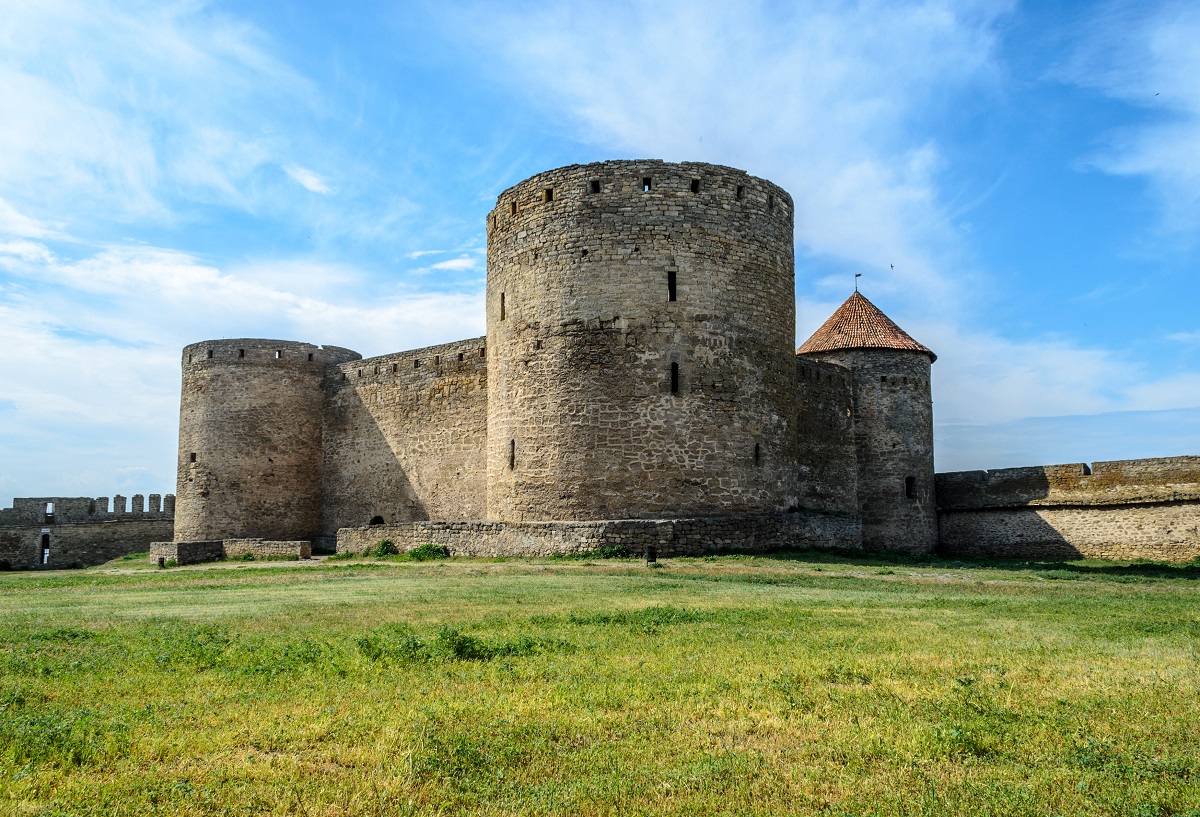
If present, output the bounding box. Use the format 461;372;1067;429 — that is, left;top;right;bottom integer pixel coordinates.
175;339;361;543
486;160;798;522
320;337;489;545
800;349;936;552
795;359;857;514
337;512;861;559
149;538;312;564
936;456;1200;562
0;519;175;570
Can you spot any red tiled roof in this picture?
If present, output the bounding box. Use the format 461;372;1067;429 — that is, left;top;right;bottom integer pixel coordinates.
796;292;936;361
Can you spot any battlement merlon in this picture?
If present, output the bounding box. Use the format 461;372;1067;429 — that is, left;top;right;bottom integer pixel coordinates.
0;494;177;526
935;455;1200;510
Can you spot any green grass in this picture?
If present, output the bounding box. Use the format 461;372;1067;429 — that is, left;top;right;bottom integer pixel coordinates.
1;550;1198;815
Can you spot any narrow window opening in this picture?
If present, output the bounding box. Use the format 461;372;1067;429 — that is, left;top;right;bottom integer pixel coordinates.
768;195;775;212
392;363;397;373
905;476;916;499
206;349;213;359
188;354;192;363
457;352;464;362
508;439;516;471
341;373;347;381
589;179;600;194
238;349;245;359
88;500;96;515
754;443;761;466
642;177;652;192
307;353;313;362
690;179;700;193
544;187;553;202
480;347;486;358
46;502;54;516
881;376;887;384
369;516;385;526
189;452;197;463
667;269;677;302
357;369;363;378
275;350;282;359
736;185;745;200
500;292;506;320
534;339;542;350
414;359;420;369
510;201;517;216
434;355;441;365
41;534;50;565
374;365;379;375
581;249;588;257
670;362;680;394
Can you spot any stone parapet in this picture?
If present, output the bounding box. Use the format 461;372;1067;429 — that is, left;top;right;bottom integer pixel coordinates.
150;538;311;565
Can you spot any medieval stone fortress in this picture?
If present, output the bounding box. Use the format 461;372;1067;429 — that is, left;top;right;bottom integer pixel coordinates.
2;160;1196;569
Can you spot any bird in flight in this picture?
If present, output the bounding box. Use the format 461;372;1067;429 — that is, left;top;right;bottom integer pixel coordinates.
890;263;894;270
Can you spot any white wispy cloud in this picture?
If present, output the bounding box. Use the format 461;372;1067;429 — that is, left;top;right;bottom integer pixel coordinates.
430;256;478;272
284;164;334;195
1059;1;1200;233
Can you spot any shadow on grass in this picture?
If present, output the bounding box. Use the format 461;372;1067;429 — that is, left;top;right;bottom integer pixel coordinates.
746;546;1200;581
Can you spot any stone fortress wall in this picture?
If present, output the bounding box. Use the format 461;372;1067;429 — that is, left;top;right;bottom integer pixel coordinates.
319;336;490;549
0;494;175;569
158;159;1197;566
936;456;1200;561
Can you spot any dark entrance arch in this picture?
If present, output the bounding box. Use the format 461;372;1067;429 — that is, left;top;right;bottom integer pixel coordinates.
369;516;385;526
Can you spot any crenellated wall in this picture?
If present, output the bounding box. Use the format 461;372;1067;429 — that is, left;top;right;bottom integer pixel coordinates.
936;456;1200;561
319;337;489;545
0;493;176;570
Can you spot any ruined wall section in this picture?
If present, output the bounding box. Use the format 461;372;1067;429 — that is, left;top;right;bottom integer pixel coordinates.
319;337;488;542
798;349;936;552
794;359;857;514
486;160;797;521
0;520;175;570
174;339;361;543
936;456;1200;562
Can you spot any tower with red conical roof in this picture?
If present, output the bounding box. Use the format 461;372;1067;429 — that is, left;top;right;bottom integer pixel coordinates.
797;292;937;552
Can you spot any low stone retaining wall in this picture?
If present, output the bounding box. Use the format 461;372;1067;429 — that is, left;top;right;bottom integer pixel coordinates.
938;501;1200;562
150;539;311;565
337;511;862;558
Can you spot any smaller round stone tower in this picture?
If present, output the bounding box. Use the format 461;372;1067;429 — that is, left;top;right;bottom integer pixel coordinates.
797;293;937;552
173;339;361;543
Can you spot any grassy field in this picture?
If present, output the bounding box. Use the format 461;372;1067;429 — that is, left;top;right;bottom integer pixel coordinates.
1;550;1199;816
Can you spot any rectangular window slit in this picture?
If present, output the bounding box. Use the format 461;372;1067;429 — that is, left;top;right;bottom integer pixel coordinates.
457;352;464;361
308;353;313;361
238;349;245;358
190;453;196;463
667;269;677;302
905;476;916;499
500;292;506;320
510;201;517;216
690;179;700;193
207;349;213;359
589;179;600;194
736;185;745;200
480;347;486;358
508;439;516;471
754;443;761;466
544;187;553;202
670;362;680;394
642;177;652;192
275;350;282;359
414;359;420;369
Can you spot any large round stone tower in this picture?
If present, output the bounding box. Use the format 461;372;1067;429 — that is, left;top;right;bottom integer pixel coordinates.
485;160;798;521
797;293;937;552
173;339;361;542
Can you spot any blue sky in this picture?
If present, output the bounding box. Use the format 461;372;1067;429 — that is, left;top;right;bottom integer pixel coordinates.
1;0;1198;500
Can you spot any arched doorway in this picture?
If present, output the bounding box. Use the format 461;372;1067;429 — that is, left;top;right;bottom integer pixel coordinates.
369;516;385;526
40;533;50;565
